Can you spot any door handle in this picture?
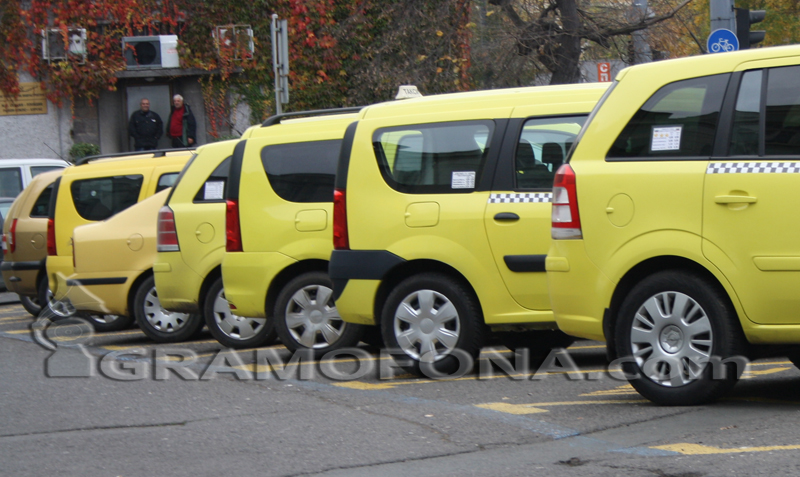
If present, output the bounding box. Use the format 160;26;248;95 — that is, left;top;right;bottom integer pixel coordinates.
715;195;757;204
494;212;520;221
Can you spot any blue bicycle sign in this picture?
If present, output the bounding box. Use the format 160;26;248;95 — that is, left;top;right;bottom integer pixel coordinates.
707;29;739;54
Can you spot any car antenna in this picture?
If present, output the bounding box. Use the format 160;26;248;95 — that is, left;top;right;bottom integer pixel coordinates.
42;142;66;161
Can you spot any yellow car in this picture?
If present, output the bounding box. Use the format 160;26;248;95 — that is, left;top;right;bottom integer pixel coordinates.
47;150;193;330
221;109;366;354
154;138;266;345
330;84;608;374
546;45;800;405
1;168;65;316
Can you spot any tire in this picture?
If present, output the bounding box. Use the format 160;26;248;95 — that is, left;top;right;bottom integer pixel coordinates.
497;329;576;364
274;272;364;358
20;294;42;316
615;270;746;406
204;277;277;349
37;274;76;321
134;276;204;343
80;312;135;333
381;273;484;376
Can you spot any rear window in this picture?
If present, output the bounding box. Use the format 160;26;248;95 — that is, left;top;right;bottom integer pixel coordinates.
31;165;65;177
608;74;729;159
0;168;23;197
194;156;231;202
70;175;144;221
373;121;494;194
31;183;54;218
156;173;179;193
516;116;586;190
261;140;341;203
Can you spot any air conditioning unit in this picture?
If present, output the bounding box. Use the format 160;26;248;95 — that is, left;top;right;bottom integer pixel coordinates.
122;35;179;69
213;25;254;60
41;28;87;64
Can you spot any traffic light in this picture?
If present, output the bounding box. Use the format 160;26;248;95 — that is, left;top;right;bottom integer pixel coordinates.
736;8;766;49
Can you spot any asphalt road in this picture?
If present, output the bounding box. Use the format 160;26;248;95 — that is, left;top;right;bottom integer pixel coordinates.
2;301;800;476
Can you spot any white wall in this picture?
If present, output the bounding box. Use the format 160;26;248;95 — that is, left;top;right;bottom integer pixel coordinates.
0;73;73;160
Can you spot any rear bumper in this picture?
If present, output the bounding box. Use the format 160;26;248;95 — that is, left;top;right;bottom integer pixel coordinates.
49;256;133;316
329;250;405;326
221;251;296;318
153;253;204;313
1;260;42;296
546;240;613;342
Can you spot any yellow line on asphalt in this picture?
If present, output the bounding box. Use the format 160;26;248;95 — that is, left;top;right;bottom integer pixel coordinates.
101;339;219;351
476;398;649;415
653;443;800;455
0;316;31;323
3;329;30;335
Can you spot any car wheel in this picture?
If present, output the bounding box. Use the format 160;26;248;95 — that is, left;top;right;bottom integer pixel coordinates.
204;277;276;349
82;312;135;332
37;274;76;320
134;276;203;343
615;270;746;406
381;273;484;376
19;294;42;317
274;272;363;358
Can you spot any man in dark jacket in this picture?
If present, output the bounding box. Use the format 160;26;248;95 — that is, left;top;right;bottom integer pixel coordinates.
166;94;197;148
128;98;163;151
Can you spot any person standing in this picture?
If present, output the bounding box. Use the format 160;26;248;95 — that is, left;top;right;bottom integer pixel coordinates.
166;94;197;148
128;98;163;151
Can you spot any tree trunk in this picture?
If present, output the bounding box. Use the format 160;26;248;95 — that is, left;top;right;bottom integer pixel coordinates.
548;0;582;84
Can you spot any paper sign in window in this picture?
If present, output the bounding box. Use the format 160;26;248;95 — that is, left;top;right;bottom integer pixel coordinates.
204;181;224;200
451;171;476;189
651;126;682;151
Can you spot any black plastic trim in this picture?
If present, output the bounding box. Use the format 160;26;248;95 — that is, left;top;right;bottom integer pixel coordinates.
605;155;712;162
712;71;743;157
0;261;40;271
335;121;359;190
261;107;363;127
226;140;247;201
75;147;193;166
66;277;127;286
329;250;406;300
503;255;546;272
165;153;198;205
47;177;61;220
494;212;520;221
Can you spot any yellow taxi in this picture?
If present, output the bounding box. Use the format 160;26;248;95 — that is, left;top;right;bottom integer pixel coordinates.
221;109;367;354
1;168;64;315
329;84;608;374
546;45;800;405
47;150;193;330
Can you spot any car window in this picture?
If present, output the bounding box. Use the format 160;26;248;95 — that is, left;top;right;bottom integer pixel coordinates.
156;173;179;193
608;74;729;159
729;70;762;156
0;202;11;220
194;156;231;202
765;65;800;156
373;121;494;194
30;183;54;218
70;175;144;221
31;165;65;177
0;167;23;197
261;140;341;203
515;116;586;190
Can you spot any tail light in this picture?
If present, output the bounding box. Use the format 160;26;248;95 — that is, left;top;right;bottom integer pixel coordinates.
47;218;57;255
333;189;349;250
5;218;17;253
225;199;243;252
551;164;582;239
157;206;180;252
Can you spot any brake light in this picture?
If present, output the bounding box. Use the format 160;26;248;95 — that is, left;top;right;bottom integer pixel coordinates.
157;206;180;252
225;199;242;252
7;218;17;253
551;164;582;239
47;218;57;255
333;189;349;250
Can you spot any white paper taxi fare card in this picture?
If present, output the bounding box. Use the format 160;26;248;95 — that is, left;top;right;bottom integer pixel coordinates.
451;171;476;189
651;126;682;151
204;181;225;200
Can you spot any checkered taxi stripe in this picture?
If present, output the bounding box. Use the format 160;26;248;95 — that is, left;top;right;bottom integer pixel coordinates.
488;193;552;203
707;162;800;174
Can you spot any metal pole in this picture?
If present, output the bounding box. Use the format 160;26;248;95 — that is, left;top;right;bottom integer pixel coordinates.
631;0;652;64
710;0;736;33
270;14;282;115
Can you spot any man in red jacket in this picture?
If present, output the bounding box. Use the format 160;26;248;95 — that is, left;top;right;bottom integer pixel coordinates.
166;94;197;148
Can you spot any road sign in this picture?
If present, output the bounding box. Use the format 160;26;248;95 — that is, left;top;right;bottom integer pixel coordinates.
707;28;739;53
597;62;611;82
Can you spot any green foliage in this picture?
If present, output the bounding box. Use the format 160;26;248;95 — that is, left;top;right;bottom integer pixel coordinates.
69;142;100;162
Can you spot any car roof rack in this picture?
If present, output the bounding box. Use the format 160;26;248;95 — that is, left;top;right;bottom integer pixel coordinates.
75;147;194;166
261;106;363;127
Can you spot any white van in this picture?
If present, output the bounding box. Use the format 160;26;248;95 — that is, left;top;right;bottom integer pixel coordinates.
0;158;70;198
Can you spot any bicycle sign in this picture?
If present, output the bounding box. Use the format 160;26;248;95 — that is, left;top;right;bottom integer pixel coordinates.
707;29;739;54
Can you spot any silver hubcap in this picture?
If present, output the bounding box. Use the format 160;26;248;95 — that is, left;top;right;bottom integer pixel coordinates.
284;284;346;349
89;314;122;324
143;286;191;333
46;287;75;317
393;289;460;363
213;288;267;341
630;291;713;387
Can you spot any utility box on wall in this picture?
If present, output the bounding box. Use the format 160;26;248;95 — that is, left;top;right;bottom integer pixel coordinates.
122;35;179;69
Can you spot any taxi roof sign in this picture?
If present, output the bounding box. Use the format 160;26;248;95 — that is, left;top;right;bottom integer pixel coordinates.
395;85;423;100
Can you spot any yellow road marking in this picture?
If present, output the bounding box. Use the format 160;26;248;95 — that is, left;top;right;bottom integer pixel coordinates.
0;316;31;323
741;367;791;379
581;384;638;396
186;344;287;359
653;443;800;455
101;339;218;350
332;382;398;391
3;329;30;334
476;398;648;415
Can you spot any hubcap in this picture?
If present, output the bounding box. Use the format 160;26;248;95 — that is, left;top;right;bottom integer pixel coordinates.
393;289;460;363
284;284;346;349
46;287;75;318
88;314;121;324
630;291;713;387
212;288;266;341
143;286;191;333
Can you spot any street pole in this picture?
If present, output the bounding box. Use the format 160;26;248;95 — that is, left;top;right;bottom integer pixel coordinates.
270;14;289;115
710;0;736;33
631;0;652;64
